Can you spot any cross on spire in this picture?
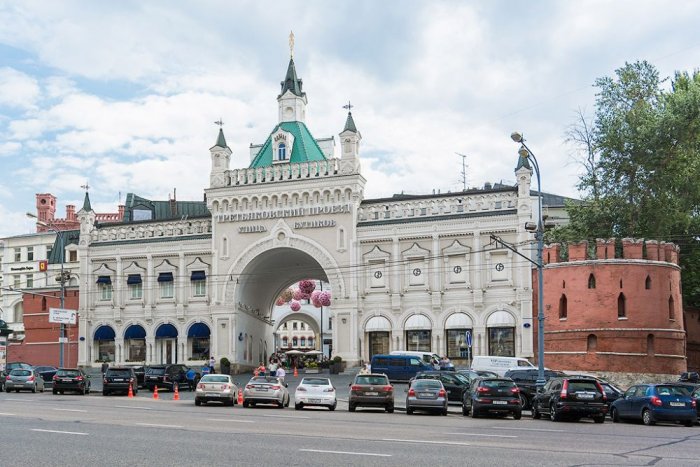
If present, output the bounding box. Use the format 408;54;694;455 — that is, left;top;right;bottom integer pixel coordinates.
343;101;354;112
81;182;90;192
214;119;224;127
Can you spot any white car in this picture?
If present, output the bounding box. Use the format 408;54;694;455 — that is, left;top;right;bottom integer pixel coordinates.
294;377;337;411
195;374;238;406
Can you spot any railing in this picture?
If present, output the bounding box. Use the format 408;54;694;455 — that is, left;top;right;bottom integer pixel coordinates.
224;158;357;186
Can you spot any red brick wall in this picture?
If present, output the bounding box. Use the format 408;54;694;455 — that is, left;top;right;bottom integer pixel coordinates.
533;240;686;375
14;289;79;367
685;307;700;371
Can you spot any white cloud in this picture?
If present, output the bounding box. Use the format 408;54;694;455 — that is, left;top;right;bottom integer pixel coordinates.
0;67;40;110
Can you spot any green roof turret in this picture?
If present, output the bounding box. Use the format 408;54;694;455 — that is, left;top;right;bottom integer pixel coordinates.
343;112;358;133
279;58;304;98
82;191;92;212
214;128;227;148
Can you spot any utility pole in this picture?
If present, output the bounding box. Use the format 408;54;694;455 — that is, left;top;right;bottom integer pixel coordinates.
456;153;468;191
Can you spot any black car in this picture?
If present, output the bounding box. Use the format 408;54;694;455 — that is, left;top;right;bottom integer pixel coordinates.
504;369;566;409
144;364;191;391
125;365;145;388
0;362;32;390
34;366;58;384
565;374;624;410
462;377;522;419
531;377;607;423
103;367;138;396
414;371;470;402
52;368;91;395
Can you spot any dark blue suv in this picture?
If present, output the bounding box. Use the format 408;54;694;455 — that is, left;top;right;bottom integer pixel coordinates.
610;383;696;426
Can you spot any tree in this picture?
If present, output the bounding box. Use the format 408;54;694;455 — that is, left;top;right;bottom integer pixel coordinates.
553;61;700;306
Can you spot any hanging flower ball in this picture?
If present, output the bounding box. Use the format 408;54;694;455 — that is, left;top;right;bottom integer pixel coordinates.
319;291;332;307
275;297;286;306
298;279;316;295
292;288;304;301
290;300;301;312
280;288;293;303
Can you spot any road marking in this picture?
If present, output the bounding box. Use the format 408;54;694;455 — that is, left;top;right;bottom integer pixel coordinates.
490;426;564;433
206;418;254;423
54;408;88;413
115;405;153;410
300;449;391;457
383;438;471;447
135;423;183;428
31;429;88;436
5;398;32;402
445;432;517;438
0;412;16;416
262;414;311;419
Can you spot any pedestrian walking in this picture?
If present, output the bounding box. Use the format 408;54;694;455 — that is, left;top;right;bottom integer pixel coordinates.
101;361;109;375
256;362;266;377
359;364;370;375
209;356;216;374
275;366;286;384
269;360;278;376
186;367;196;391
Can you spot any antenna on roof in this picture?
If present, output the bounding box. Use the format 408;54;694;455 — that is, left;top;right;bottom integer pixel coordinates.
456;153;468;191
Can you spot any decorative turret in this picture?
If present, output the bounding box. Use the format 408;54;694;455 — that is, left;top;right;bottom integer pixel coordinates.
278;32;308;123
339;102;361;167
77;186;96;245
210;124;232;188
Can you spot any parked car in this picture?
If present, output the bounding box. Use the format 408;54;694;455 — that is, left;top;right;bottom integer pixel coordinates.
103;367;138;396
348;373;394;413
294;377;337;411
563;374;625;411
504;369;566;409
34;366;58;384
413;371;470;402
610;384;696;427
194;374;237;406
471;356;536;377
462;377;522;419
5;368;45;393
406;378;448;415
1;362;32;390
531;377;607;423
144;364;191;391
125;365;146;388
679;372;699;383
390;351;441;369
52;368;91;395
242;376;290;408
370;354;434;382
692;387;700;423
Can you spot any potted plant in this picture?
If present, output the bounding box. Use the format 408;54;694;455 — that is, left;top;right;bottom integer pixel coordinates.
220;357;231;375
305;361;319;374
330;356;343;374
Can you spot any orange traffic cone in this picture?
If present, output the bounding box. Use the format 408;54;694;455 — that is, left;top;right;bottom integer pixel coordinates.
293;367;298;377
153;385;159;400
128;383;134;398
173;384;180;401
237;388;244;405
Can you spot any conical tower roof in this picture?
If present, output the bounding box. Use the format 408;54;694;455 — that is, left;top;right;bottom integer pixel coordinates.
279;58;304;98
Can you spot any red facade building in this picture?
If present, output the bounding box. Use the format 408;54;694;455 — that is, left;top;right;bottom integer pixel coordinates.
533;239;686;375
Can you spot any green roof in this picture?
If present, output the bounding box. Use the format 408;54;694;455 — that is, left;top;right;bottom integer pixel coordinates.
123;193;209;222
48;230;80;264
249;121;327;168
214;128;228;148
279;58;304;97
343;112;358;133
515;154;532;171
82;192;92;211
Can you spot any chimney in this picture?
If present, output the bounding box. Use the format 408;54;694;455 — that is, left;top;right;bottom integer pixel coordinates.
66;204;76;221
645;240;659;261
118;205;125;220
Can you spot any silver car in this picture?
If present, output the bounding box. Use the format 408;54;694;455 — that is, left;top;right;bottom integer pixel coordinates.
294;377;337;411
195;374;238;406
243;376;290;408
5;369;45;393
406;378;448;415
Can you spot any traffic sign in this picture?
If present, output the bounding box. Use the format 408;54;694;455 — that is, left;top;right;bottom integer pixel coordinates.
58;337;69;343
49;308;77;325
466;330;472;348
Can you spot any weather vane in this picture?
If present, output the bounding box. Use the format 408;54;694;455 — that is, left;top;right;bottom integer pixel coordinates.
81;182;90;192
214;119;224;127
343;101;353;112
289;31;295;58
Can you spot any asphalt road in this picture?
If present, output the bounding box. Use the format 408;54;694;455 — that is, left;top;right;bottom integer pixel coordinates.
1;386;699;466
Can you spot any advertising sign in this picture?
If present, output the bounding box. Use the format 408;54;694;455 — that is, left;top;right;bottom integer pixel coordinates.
49;308;77;325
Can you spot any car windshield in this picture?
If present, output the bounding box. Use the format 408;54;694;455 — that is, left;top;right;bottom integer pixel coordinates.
302;378;330;385
355;375;388;385
655;385;689;396
201;375;229;383
56;370;80;377
10;369;31;376
8;363;32;370
107;369;132;377
146;367;166;375
251;377;280;384
568;381;600;392
412;380;442;390
453;374;470;384
481;379;515;389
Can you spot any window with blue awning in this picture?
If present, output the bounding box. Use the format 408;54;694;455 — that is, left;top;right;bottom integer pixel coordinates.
187;322;210;338
155;323;178;338
124;324;146;339
96;276;112;284
127;274;142;285
191;271;206;281
94;325;116;340
157;272;174;282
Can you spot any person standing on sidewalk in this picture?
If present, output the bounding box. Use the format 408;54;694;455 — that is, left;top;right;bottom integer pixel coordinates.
275;366;286;384
101;361;109;375
269;359;278;377
209;356;216;374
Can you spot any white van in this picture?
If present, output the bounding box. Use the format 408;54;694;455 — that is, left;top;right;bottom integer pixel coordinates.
470;356;535;376
390;351;441;369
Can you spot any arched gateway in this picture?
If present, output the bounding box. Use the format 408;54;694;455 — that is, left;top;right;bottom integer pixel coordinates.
78;45;535;369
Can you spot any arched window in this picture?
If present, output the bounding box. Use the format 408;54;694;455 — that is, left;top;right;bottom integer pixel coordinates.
619;279;623;288
588;274;596;289
668;296;675;320
308;337;314;347
645;275;652;290
562;280;566;289
587;334;597;352
278;143;287;161
559;294;568;319
282;337;288;347
617;293;626;318
41;297;47;311
647;334;655;355
300;337;306;347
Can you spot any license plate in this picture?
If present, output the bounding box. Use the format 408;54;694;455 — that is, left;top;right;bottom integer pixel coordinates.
206;393;221;397
577;393;594;400
308;399;322;403
257;388;268;392
493;400;508;405
114;379;124;382
63;378;72;382
365;392;378;396
418;393;433;399
670;402;685;407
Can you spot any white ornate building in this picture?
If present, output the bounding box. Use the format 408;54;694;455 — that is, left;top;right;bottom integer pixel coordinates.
76;52;537;369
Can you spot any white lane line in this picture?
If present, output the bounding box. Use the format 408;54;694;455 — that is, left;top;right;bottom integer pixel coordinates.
383;438;471;447
206;418;254;423
300;449;391;458
445;432;517;438
115;405;153;410
135;423;183;428
262;414;311;419
490;426;564;433
54;408;88;413
5;398;32;402
0;412;17;416
31;429;88;436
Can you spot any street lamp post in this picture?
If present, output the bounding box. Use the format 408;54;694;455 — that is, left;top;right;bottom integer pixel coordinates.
511;132;546;389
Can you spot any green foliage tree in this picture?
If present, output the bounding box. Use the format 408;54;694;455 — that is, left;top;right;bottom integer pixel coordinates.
552;61;700;306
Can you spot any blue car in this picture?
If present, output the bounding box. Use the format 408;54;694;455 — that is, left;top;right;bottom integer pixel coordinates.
610;383;696;426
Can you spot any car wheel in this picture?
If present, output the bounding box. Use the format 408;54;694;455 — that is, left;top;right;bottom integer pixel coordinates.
462;404;470;416
295;402;303;410
329;403;336;411
348;403;356;412
103;390;109;396
683;420;693;427
642;409;655;426
611;407;620;423
195;399;201;406
285;396;290;407
53;389;58;395
386;405;394;414
5;387;10;393
32;385;37;393
81;387;86;396
519;394;529;410
550;403;561;422
406;407;413;415
15;389;20;393
532;404;541;419
243;400;250;408
513;411;522;420
442;408;448;416
59;390;64;395
593;415;605;424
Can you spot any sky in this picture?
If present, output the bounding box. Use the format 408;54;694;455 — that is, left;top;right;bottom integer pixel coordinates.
1;0;699;238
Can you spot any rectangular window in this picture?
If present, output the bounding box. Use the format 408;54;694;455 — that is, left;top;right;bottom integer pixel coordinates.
100;283;113;301
14;248;21;262
328;317;332;330
25;274;33;289
192;280;206;296
46;246;52;259
129;283;143;300
160;282;174;299
27;247;34;261
13;275;21;289
293;322;298;330
69;250;78;262
127;339;146;361
446;329;471;358
488;327;515;357
405;330;431;352
191;337;210;360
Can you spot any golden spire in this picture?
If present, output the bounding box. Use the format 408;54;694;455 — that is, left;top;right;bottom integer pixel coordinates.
289;30;295;58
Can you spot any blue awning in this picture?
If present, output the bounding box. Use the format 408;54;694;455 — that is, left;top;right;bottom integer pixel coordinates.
155;323;178;338
127;274;142;285
187;322;210;338
94;325;116;340
124;324;146;339
191;270;206;281
157;272;173;282
96;276;112;284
